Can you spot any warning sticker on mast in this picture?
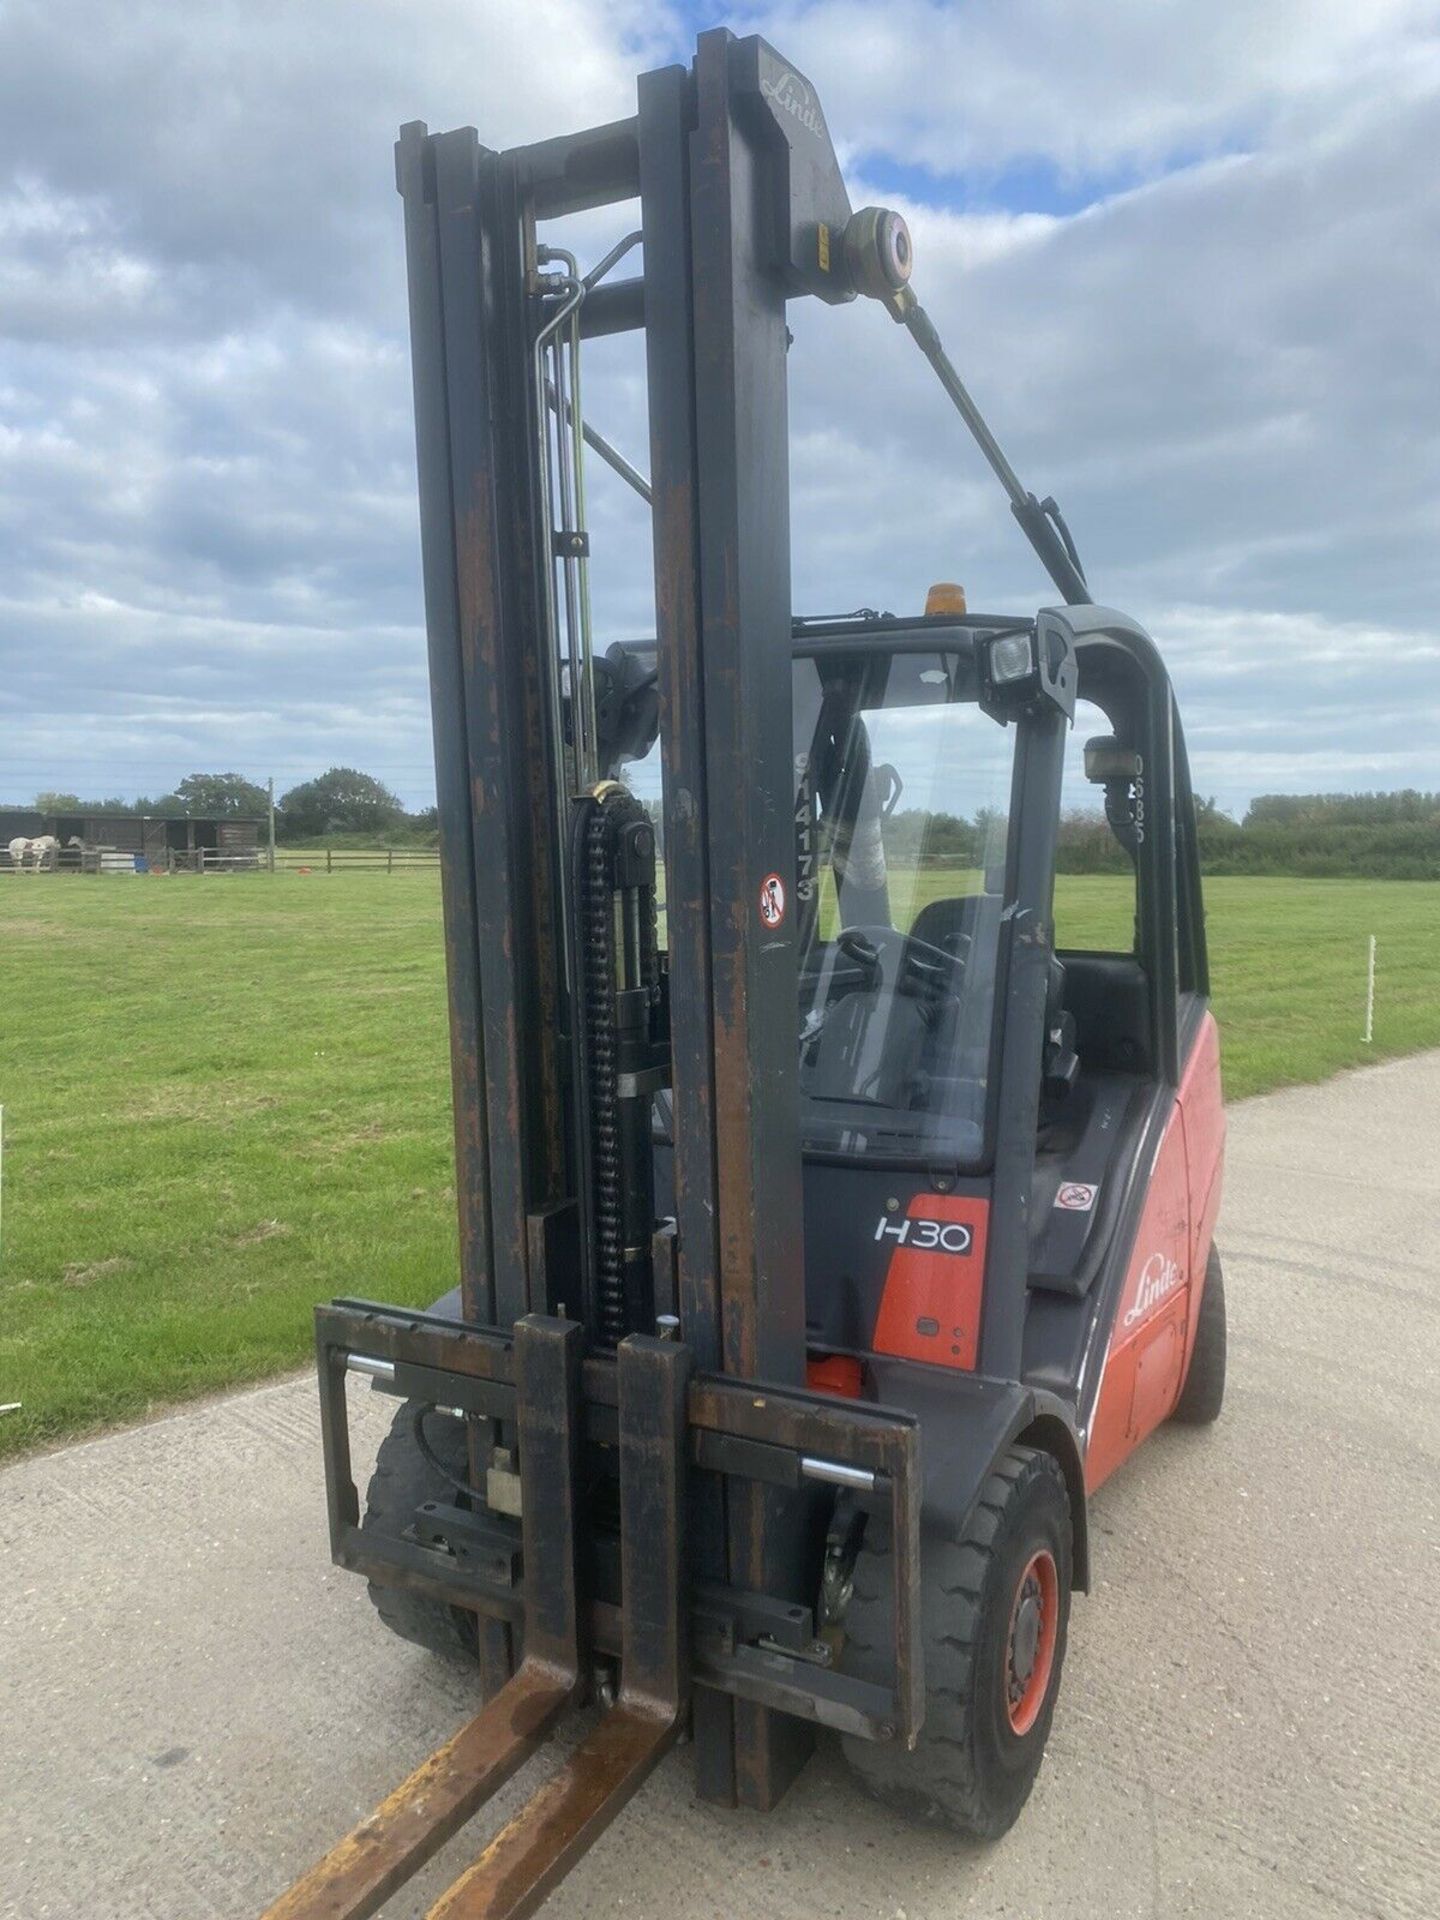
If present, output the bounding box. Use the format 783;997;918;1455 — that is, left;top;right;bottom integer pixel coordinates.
758;872;786;927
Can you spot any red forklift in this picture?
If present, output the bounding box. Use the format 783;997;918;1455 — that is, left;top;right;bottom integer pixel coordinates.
265;28;1226;1918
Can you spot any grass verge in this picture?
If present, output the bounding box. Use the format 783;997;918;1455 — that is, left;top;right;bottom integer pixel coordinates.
1;870;1435;1457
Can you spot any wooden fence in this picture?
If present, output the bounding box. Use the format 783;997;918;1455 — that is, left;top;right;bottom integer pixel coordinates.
4;845;440;875
272;847;441;873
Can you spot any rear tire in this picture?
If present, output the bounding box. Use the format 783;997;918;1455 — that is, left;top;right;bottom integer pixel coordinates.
361;1398;479;1661
1172;1245;1226;1425
839;1445;1072;1838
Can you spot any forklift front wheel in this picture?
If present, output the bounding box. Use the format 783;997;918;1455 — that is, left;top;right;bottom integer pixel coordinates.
839;1445;1072;1839
361;1397;480;1662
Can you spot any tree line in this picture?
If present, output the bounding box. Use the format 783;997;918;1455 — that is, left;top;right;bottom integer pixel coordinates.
1061;790;1440;879
892;790;1440;881
30;778;1440;876
32;770;433;843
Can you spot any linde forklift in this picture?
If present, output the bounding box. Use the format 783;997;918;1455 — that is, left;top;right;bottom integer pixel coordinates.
265;28;1226;1919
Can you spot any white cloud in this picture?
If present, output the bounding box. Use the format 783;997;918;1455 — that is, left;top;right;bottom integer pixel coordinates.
0;0;1437;816
731;0;1440;179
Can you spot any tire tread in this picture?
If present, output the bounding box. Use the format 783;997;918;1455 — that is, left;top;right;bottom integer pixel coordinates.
839;1444;1071;1838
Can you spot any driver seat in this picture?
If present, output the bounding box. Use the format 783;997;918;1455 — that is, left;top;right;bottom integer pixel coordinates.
910;892;981;957
910;890;1003;1088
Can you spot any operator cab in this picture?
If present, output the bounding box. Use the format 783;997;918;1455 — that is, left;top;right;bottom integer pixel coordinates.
628;596;1206;1358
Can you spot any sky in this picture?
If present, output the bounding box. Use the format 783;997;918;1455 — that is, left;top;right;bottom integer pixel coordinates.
1;0;1437;818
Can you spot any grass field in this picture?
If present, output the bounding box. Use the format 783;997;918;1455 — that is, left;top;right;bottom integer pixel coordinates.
2;869;1437;1459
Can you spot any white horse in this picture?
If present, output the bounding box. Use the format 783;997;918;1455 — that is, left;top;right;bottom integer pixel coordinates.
7;837;31;870
28;834;61;870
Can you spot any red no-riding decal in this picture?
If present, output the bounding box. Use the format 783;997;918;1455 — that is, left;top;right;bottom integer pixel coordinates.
759;872;786;927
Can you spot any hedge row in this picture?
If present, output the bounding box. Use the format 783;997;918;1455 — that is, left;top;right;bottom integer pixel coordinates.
1058;819;1440;881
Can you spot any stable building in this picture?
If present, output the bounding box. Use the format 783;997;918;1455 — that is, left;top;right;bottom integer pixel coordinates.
1;808;262;869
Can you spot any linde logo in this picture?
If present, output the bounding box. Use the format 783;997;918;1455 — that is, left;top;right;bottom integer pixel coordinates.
1124;1251;1183;1327
761;66;825;138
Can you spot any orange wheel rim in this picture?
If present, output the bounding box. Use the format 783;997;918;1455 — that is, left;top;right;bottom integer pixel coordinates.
1004;1548;1059;1736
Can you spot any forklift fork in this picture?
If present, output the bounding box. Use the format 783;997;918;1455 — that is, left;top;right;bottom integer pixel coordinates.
262;1303;920;1919
426;1335;689;1920
264;1320;689;1920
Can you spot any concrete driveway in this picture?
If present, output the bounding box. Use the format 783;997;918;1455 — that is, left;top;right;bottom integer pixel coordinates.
3;1052;1438;1919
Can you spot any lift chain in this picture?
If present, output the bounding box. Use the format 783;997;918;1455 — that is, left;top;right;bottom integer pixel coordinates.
576;786;662;1346
583;798;623;1341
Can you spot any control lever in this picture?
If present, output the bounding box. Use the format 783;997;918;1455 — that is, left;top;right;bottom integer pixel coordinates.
837;927;884;986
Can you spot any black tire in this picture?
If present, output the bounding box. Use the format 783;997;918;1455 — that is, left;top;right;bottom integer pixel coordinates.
840;1445;1072;1839
1172;1245;1226;1425
361;1398;479;1661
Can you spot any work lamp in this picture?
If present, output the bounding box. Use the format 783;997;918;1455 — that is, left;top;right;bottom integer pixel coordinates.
988;633;1035;685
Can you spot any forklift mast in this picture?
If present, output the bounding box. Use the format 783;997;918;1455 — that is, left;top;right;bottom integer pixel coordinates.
402;32;847;1354
397;29;885;1800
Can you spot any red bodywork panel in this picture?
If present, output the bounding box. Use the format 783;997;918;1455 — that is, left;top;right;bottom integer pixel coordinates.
1085;1012;1225;1491
806;1353;863;1397
872;1192;990;1370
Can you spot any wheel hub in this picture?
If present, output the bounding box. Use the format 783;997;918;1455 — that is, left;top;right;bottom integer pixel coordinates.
1009;1583;1041;1684
1003;1548;1059;1737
